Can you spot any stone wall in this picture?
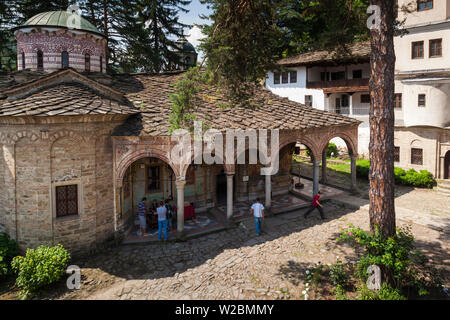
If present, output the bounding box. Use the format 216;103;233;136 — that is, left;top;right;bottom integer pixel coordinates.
394;126;450;178
0;116;124;254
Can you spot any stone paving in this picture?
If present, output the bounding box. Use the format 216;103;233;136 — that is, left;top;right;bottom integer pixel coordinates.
56;187;449;300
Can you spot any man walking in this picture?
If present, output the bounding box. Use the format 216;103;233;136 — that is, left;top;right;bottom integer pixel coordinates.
156;201;168;241
250;198;265;236
303;190;325;220
138;197;148;237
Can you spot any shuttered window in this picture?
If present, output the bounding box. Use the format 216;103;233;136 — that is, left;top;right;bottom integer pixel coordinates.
56;185;78;217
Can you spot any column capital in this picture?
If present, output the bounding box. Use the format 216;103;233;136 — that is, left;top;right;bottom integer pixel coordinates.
175;179;186;188
226;172;235;177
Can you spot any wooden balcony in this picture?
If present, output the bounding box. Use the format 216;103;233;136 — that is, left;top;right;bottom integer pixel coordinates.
306;78;369;90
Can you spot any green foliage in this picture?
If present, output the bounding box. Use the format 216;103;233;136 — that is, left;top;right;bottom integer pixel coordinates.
0;232;18;277
356;160;435;188
168;66;211;132
326;143;338;158
338;225;414;287
358;283;406;300
329;260;349;288
199;0;284;103
333;284;349;300
11;244;70;299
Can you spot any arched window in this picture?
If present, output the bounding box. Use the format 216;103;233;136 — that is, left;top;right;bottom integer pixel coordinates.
21;52;25;70
100;56;103;73
37;50;43;70
61;51;69;68
85;53;90;72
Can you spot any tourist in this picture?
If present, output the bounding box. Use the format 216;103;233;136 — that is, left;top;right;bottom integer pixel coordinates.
250;198;265;236
303;190;325;220
138;197;148;237
165;199;174;231
151;199;158;213
156;201;168;240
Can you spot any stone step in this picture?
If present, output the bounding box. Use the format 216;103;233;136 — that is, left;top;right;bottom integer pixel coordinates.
435;187;450;196
436;179;450;187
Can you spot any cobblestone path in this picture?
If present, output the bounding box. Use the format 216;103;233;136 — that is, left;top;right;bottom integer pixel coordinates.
59;189;449;300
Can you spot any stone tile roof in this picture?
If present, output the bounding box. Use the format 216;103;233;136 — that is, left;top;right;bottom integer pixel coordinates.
277;41;370;67
0;69;360;135
110;72;360;136
0;82;137;116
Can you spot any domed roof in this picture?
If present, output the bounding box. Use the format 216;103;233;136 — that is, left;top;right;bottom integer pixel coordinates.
176;38;196;54
14;11;104;37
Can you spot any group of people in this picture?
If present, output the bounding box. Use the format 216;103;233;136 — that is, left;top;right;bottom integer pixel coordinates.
250;190;325;236
138;198;174;240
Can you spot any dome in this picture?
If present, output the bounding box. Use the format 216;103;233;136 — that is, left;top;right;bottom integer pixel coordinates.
14;11;104;37
176;38;196;54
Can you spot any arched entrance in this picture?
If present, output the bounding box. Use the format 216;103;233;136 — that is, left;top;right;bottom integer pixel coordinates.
445;151;450;179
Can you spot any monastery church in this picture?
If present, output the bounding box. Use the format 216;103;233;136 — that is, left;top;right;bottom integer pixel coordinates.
0;11;360;254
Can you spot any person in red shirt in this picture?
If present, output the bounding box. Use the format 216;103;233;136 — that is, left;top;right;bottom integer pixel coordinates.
303;190;325;220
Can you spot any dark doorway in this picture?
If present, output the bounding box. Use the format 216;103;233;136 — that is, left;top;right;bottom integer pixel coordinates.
335;98;341;114
216;170;227;205
445;151;450;179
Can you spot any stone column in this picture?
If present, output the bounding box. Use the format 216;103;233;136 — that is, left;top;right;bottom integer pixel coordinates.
265;173;272;210
349;94;353;115
350;155;358;193
176;179;186;237
226;173;234;221
313;160;320;196
321;148;328;184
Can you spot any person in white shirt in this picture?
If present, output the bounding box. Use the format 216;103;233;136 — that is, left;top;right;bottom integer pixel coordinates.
250;198;265;236
156;201;168;240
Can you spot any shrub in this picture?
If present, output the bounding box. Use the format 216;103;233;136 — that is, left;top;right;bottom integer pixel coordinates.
358;283;406;300
329;260;349;288
354;160;435;188
11;244;70;299
0;232;18;277
338;225;414;287
326;143;338;158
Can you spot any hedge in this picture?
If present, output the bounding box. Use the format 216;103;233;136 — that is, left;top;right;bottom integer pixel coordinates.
356;160;435;188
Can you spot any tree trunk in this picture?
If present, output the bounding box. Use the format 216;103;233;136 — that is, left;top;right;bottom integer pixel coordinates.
368;0;396;238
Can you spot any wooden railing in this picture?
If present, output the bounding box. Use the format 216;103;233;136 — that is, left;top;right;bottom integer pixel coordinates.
306;78;369;89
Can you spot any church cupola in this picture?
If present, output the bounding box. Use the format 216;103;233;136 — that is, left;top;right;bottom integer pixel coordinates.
12;10;107;73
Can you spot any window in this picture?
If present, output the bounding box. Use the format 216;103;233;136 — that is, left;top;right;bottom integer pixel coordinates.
417;0;433;11
320;72;330;81
418;94;426;107
290;71;297;83
147;166;161;192
100;56;103;73
412;41;424;59
353;69;362;79
21;52;25;69
330;71;345;81
37;50;43;70
394;147;400;162
61;51;69;68
85;53;90;72
56;185;78;218
274;72;280;84
361;94;370;103
411;148;423;165
429;39;442;57
394;93;402;108
281;72;289;84
305;95;313;107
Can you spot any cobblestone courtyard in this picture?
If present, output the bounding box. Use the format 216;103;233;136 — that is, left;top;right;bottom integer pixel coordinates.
40;185;448;301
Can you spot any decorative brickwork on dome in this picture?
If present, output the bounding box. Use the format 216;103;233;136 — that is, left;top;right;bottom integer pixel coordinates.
13;12;106;73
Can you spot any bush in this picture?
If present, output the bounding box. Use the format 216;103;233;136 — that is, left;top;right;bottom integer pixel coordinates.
329;260;349;288
11;244;70;299
326;143;338;158
0;232;18;277
358;283;406;300
338;225;414;287
355;160;435;188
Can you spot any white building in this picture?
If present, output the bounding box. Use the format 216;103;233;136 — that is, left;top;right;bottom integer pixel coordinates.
267;0;450;180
